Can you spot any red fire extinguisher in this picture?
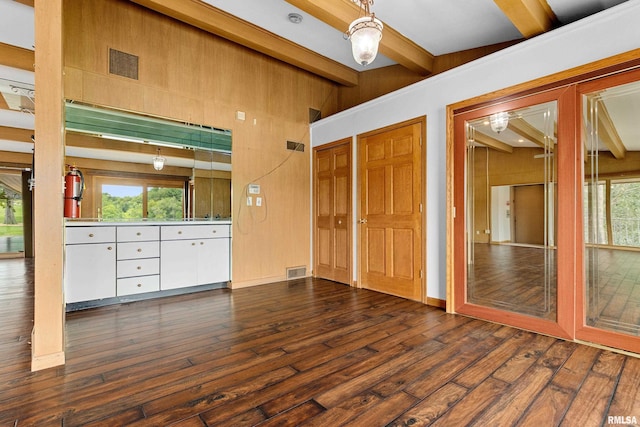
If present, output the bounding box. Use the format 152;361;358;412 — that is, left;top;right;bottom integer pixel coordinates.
64;165;85;218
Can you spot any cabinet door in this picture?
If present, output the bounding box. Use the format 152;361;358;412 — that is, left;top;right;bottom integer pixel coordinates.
65;243;116;303
160;240;198;290
196;238;230;285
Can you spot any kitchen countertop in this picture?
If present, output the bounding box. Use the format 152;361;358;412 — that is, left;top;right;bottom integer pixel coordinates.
65;219;232;226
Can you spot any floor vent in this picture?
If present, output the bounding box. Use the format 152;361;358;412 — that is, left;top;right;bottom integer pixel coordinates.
286;266;307;279
287;141;305;152
109;48;139;80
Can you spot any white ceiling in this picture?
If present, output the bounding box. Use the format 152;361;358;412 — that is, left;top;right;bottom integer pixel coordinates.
205;0;628;71
0;0;634;156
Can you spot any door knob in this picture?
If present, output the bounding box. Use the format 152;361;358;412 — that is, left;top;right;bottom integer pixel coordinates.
358;218;367;224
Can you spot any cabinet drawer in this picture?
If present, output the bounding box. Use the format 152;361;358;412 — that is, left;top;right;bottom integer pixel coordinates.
117;275;160;296
117;241;160;260
161;224;230;240
66;226;116;244
117;226;160;242
117;258;160;278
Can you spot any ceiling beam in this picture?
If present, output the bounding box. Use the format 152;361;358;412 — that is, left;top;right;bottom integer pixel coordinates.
0;150;32;167
13;0;34;7
493;0;557;38
595;101;626;160
507;117;555;152
285;0;434;75
0;125;32;143
472;131;513;154
0;42;35;72
129;0;359;86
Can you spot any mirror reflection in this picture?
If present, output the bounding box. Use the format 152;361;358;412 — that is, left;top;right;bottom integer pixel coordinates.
465;101;558;320
584;78;640;336
63;103;231;222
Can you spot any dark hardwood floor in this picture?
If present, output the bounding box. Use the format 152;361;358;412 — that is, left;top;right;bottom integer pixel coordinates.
1;258;640;426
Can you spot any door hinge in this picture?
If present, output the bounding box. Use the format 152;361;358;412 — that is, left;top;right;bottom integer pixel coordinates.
419;270;423;278
419;136;422;146
419;203;423;213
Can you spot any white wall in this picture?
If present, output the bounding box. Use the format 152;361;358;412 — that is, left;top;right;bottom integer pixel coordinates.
310;1;640;301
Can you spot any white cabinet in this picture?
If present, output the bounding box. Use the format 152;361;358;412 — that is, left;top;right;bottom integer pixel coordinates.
160;224;231;290
116;225;160;296
160;240;198;290
64;227;116;303
65;222;230;308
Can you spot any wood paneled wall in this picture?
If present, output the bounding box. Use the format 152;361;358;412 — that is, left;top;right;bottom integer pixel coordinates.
337;41;519;111
63;0;338;286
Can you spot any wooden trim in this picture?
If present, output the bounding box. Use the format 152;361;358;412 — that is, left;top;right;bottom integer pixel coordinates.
0;41;35;71
494;0;556;38
285;0;434;75
450;49;640;115
130;0;359;86
426;297;446;309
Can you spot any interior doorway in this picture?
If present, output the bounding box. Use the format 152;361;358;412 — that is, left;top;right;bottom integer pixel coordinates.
313;139;352;285
358;118;425;302
0;172;25;258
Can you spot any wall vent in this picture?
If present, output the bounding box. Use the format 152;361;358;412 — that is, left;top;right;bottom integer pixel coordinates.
286;266;307;279
287;141;304;152
109;48;139;80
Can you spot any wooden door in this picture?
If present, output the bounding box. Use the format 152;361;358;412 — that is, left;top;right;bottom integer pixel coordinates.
359;120;423;301
314;140;351;285
513;184;545;245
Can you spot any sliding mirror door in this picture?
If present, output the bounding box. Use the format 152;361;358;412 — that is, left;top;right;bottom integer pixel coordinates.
579;70;640;352
453;87;576;339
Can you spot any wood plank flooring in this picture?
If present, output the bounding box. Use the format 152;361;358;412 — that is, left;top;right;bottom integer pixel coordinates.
2;258;640;426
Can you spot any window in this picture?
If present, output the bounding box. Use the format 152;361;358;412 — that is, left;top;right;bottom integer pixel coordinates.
97;178;185;221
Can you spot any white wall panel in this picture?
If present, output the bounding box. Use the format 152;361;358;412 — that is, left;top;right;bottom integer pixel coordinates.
310;2;640;301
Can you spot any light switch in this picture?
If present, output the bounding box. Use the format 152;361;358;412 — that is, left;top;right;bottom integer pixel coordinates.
246;196;252;206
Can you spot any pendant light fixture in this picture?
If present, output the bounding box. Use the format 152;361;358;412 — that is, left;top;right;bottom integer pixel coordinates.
152;147;165;171
346;0;383;66
489;112;509;133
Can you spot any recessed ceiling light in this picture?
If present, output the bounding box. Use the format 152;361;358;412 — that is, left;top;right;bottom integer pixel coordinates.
288;13;303;24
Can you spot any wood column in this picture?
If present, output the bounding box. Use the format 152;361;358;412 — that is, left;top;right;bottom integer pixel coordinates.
32;0;66;371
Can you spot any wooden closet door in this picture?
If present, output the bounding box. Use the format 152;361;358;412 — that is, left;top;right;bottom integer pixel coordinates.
314;141;352;285
358;121;424;301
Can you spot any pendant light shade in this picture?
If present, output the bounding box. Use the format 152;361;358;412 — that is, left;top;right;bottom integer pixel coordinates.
346;0;383;67
348;16;383;66
153;148;165;171
490;112;509;133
